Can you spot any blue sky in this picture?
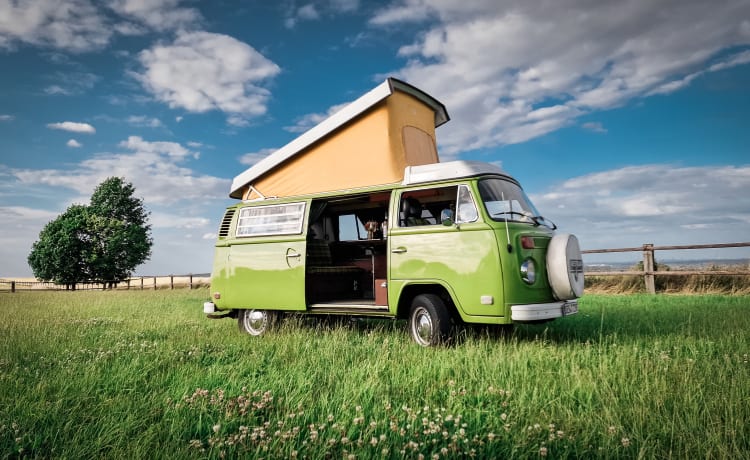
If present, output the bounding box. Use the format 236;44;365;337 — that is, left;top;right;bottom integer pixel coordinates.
1;0;749;277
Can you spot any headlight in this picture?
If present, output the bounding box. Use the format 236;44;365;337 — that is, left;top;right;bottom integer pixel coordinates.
520;258;536;284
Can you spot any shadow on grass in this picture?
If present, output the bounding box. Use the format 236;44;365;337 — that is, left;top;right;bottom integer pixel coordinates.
274;295;749;346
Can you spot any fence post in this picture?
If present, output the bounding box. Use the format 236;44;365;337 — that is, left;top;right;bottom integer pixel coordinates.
153;276;157;290
643;244;656;294
189;274;193;290
11;281;15;293
170;275;174;290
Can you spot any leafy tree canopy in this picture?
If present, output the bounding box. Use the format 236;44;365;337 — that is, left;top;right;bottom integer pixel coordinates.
28;177;153;289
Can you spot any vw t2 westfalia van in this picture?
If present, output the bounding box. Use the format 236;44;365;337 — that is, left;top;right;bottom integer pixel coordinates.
203;78;583;346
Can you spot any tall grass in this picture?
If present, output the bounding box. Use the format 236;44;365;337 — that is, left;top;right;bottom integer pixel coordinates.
585;273;750;295
1;290;748;458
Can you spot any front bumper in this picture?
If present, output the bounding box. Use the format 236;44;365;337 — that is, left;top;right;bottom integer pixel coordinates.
511;300;578;322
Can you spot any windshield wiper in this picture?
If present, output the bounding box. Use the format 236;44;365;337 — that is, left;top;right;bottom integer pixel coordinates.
491;211;540;226
532;215;557;230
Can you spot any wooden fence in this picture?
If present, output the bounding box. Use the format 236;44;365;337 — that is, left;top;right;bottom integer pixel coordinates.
582;242;750;294
0;274;210;293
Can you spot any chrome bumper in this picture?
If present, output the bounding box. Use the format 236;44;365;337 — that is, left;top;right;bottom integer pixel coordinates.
511;300;578;322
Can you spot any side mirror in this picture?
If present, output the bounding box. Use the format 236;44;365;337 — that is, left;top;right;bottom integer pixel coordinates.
440;208;454;226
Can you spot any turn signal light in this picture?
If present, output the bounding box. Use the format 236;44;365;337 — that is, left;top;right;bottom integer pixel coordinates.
521;236;535;249
213;292;221;300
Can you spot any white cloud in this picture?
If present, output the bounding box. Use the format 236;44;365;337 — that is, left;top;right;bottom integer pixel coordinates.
0;205;61;277
127;115;163;128
330;0;359;12
370;1;433;26
371;0;750;155
118;135;189;159
108;0;202;31
0;0;111;51
0;114;14;121
150;212;210;229
298;4;320;20
134;31;281;125
1;137;230;277
11;136;228;206
227;115;250;127
45;85;69;95
581;122;607;134
285;0;360;28
239;148;275;166
43;71;99;96
47;121;96;134
66;139;82;148
531;164;750;252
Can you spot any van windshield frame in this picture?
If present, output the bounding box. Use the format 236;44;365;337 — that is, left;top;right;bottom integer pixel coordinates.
477;178;543;226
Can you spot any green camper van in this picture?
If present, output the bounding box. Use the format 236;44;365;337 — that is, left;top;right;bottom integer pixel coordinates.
203;79;583;346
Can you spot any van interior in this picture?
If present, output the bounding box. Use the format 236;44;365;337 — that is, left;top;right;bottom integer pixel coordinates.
305;186;459;307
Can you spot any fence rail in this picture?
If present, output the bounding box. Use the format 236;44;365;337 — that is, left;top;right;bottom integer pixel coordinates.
0;274;210;293
582;242;750;294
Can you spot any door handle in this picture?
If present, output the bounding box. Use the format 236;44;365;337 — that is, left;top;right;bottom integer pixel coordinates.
286;252;301;258
391;247;407;254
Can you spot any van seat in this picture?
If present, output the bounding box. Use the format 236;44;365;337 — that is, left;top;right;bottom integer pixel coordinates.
306;239;363;275
306;239;364;301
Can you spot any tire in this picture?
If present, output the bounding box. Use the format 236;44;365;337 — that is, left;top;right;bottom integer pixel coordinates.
546;233;585;300
237;309;277;336
408;294;453;346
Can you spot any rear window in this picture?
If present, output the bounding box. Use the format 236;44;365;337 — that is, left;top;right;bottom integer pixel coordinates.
236;202;306;237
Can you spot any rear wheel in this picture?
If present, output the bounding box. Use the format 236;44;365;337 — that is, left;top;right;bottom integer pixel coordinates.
237;309;277;336
408;294;453;346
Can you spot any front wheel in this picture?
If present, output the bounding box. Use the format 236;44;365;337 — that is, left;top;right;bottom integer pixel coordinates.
408;294;453;346
237;309;277;336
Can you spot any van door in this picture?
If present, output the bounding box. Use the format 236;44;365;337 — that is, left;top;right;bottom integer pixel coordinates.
224;201;308;311
388;184;504;318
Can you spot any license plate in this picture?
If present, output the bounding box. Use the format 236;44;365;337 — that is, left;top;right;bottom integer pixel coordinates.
562;302;578;316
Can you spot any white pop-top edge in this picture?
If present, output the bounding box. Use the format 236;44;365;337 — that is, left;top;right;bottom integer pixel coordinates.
402;160;511;186
229;78;449;198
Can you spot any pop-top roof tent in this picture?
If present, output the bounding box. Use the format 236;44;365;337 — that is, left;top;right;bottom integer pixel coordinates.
230;78;450;200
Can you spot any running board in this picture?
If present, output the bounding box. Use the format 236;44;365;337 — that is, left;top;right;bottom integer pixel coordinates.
309;304;391;316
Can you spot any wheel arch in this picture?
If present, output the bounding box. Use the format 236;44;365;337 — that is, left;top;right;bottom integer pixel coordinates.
395;282;461;321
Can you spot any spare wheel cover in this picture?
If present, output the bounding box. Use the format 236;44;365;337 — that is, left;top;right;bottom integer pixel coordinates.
546;233;584;300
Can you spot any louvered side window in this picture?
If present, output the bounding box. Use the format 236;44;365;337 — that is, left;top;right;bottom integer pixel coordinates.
218;209;236;238
236;202;306;237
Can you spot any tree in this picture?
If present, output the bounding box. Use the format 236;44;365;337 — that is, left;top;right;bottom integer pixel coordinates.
27;205;92;290
27;177;153;289
87;177;152;287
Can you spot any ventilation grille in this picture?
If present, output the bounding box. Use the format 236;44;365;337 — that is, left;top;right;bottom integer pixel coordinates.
218;209;236;237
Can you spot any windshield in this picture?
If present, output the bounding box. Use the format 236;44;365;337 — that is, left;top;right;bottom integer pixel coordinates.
478;178;554;229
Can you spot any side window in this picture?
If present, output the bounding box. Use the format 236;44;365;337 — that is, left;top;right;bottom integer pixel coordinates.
399;186;458;227
338;214;366;241
455;185;478;223
236;202;306;237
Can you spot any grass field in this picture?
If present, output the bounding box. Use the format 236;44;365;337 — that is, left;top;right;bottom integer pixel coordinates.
1;290;748;459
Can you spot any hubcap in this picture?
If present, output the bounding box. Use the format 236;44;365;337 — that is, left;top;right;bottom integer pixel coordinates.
244;310;267;335
412;307;433;345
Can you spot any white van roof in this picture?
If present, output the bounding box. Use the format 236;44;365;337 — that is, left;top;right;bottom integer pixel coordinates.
403;161;513;185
